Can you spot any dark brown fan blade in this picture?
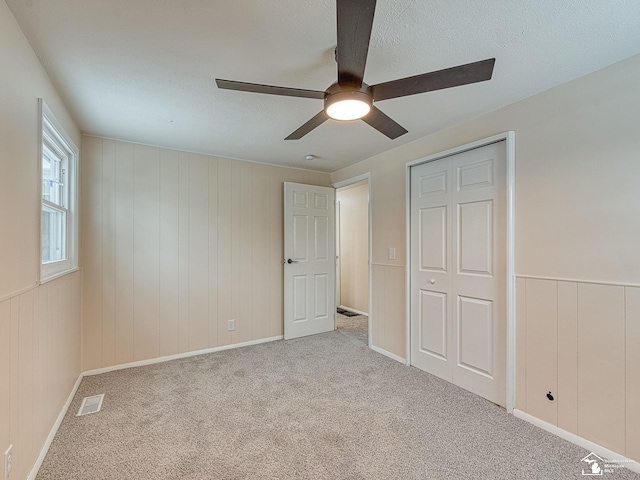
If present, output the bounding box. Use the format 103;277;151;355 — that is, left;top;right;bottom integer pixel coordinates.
371;58;496;102
285;111;329;140
361;106;407;139
336;0;376;86
216;79;325;99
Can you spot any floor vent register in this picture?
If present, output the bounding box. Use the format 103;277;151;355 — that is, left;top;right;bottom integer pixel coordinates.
77;394;105;416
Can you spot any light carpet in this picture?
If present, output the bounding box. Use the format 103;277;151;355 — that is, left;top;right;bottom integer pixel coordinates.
37;317;638;479
336;311;368;345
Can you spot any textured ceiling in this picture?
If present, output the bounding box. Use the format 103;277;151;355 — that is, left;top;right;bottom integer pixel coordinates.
7;0;640;172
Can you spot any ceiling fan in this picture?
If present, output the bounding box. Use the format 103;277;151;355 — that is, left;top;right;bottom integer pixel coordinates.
216;0;495;141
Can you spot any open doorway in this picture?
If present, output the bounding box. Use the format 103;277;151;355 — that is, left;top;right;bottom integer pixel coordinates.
335;178;370;346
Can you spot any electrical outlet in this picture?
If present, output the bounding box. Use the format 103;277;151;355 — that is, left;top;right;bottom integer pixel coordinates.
227;319;235;331
388;247;396;260
4;445;12;480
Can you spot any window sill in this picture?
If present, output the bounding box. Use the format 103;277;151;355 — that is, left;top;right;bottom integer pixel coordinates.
40;266;80;285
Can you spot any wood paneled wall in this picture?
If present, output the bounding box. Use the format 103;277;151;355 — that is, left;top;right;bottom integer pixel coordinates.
516;277;640;461
0;272;82;480
80;136;331;370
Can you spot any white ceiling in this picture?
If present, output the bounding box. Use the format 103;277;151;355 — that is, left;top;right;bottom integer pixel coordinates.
7;0;640;172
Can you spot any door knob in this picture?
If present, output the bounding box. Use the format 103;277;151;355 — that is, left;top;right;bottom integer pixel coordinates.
430;279;436;284
287;259;298;264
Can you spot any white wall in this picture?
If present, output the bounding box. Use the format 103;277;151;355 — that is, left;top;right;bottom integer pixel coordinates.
0;1;82;478
337;183;369;314
80;136;332;370
331;54;640;461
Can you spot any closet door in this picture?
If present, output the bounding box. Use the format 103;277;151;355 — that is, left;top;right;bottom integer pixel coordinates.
410;142;506;406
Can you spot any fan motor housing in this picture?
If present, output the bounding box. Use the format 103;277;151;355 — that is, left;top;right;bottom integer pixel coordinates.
324;83;373;120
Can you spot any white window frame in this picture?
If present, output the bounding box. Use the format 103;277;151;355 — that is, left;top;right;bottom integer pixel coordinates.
39;99;79;283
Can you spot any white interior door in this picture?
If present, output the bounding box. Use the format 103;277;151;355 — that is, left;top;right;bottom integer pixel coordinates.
284;182;336;340
410;142;506;406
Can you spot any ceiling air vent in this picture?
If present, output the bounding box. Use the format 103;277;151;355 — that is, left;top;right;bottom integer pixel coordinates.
77;394;105;416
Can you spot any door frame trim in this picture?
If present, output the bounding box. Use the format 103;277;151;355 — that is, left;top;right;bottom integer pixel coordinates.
405;132;516;413
333;172;373;348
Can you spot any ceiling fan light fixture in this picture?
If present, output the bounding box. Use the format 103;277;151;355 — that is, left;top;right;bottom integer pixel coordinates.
324;87;372;121
326;98;371;121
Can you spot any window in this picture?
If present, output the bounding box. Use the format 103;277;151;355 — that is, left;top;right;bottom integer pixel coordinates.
40;99;78;282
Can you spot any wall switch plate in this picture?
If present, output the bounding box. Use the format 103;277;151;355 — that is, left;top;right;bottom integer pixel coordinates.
4;445;12;480
388;247;396;260
227;319;235;331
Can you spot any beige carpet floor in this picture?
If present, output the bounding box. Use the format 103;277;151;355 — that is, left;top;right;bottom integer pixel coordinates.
37;315;639;479
336;311;368;345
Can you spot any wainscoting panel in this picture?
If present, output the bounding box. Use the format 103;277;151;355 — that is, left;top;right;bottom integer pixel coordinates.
0;273;81;480
80;136;331;371
524;278;558;426
557;281;578;435
577;283;625;454
515;277;526;411
517;276;637;462
627;287;640;461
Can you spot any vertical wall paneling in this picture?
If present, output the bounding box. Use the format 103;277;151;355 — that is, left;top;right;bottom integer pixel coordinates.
188;154;210;352
252;164;270;341
557;281;578;434
133;145;160;361
216;157;233;346
208;157;219;348
33;283;47;445
114;141;135;365
524;278;558;425
72;273;82;380
35;284;48;446
239;162;253;343
309;171;332;187
159;148;180;357
9;297;19;474
81;136;103;370
577;283;625;453
49;281;60;413
81;137;333;368
284;169;310;185
268;167;284;337
626;287;640;461
231;161;241;344
30;288;40;454
0;300;9;450
18;290;34;468
178;152;190;353
515;277;526;410
101;139;116;367
0;274;81;480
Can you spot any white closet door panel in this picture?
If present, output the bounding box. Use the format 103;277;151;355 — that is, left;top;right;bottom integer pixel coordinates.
411;141;506;406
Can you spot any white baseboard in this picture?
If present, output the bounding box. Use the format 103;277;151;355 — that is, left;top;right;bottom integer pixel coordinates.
338;305;368;316
83;335;283;376
29;335;283;478
27;373;83;480
370;345;406;364
513;409;639;474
